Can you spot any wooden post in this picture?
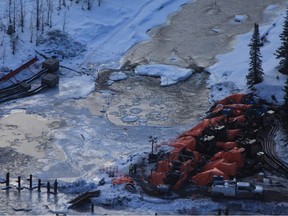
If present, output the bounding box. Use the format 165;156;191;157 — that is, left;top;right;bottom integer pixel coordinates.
6;172;9;187
17;176;21;188
91;202;94;213
53;179;58;194
38;179;41;192
47;181;50;193
29;174;32;190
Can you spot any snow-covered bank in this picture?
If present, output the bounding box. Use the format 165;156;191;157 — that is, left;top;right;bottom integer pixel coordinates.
0;0;192;72
208;5;287;104
76;0;193;68
1;0;287;92
0;0;196;101
123;0;288;69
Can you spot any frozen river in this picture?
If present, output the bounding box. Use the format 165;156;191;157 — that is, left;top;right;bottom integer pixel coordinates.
0;0;287;214
0;68;209;214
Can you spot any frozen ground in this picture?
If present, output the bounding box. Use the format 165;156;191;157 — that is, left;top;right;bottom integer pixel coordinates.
0;0;288;215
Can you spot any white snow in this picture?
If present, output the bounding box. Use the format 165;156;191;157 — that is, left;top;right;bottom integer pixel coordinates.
0;0;192;74
234;15;248;23
0;0;288;215
109;72;128;81
58;75;96;98
107;71;128;85
135;64;193;86
1;0;285;97
208;10;287;104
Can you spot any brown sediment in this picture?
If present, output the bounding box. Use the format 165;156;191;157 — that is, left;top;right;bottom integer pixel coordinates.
91;71;210;126
122;0;287;68
92;1;287;127
0;110;65;160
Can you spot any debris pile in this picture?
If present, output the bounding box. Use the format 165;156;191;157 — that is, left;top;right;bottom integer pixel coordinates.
147;93;277;190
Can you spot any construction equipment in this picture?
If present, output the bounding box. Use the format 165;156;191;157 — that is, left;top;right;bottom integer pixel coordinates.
211;178;263;199
145;93;278;191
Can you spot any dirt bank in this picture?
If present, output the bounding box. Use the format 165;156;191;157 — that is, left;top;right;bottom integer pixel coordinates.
122;0;287;68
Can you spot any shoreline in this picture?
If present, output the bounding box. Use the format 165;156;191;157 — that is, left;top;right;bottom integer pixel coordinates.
122;0;287;69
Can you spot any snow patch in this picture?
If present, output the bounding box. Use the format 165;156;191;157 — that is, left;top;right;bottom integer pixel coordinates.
208;10;287;103
109;72;128;81
58;179;97;194
135;64;193;86
59;75;95;98
234;15;248;23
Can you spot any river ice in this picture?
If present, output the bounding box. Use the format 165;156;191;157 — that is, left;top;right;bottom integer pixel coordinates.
0;0;287;215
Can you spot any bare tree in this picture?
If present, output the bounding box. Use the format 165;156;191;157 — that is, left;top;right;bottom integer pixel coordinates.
87;0;92;10
0;18;4;32
35;29;39;46
8;0;12;26
19;0;25;32
62;11;67;32
2;45;6;64
11;34;18;54
1;35;4;46
12;0;16;32
36;0;40;31
7;0;15;35
29;10;34;43
41;3;45;34
46;0;53;27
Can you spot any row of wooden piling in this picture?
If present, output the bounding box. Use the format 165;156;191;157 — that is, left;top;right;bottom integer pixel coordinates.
3;172;99;213
2;172;58;194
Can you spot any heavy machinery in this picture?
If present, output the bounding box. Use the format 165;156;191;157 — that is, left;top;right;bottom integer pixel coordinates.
211;177;263;199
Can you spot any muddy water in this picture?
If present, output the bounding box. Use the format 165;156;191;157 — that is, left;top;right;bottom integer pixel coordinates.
91;0;287;127
123;0;287;68
0;1;287;215
0;110;65;160
0;110;66;177
92;71;210;126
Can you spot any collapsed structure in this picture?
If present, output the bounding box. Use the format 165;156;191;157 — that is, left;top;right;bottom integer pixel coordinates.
147;93;276;190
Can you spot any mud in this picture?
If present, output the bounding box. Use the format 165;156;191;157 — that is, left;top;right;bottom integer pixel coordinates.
122;0;287;68
87;1;287;127
0;110;66;175
99;0;288;127
0;1;287;214
92;70;210;126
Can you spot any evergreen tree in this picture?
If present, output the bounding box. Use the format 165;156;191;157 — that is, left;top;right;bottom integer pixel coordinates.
275;7;288;74
283;77;288;108
246;23;264;90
